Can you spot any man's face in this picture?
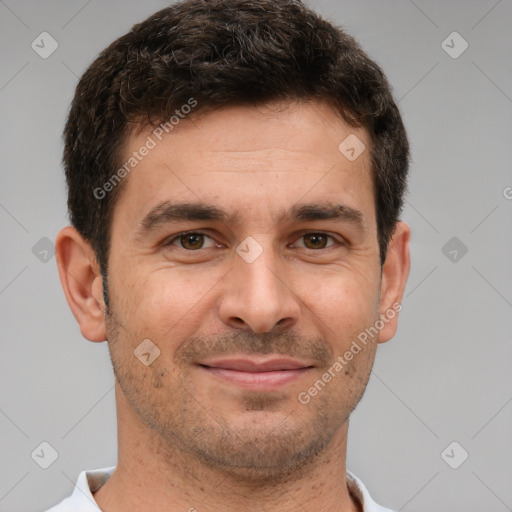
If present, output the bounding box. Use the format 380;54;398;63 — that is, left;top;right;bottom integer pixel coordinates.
105;101;385;479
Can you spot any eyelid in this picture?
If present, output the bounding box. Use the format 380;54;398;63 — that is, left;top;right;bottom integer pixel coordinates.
164;230;219;249
290;230;344;249
162;229;346;251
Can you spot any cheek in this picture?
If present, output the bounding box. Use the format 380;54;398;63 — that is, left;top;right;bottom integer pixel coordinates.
117;267;221;344
294;266;380;348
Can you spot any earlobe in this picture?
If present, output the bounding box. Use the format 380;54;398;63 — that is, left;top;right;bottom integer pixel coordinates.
55;226;107;342
377;221;411;344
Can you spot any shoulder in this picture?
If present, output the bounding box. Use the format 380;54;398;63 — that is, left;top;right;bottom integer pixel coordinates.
44;466;116;512
347;470;396;512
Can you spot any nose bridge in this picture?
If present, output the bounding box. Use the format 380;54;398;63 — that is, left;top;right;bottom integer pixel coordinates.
242;246;283;301
218;237;299;333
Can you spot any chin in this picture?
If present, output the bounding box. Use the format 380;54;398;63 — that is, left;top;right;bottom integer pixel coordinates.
176;412;338;484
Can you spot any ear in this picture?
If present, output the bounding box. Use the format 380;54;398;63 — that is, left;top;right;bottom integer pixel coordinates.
55;226;107;342
377;221;411;344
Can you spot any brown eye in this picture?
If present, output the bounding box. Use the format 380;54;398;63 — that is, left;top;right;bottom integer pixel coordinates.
169;232;213;250
302;233;330;249
180;233;204;250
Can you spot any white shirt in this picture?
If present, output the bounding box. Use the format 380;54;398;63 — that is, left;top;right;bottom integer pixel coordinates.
45;466;395;512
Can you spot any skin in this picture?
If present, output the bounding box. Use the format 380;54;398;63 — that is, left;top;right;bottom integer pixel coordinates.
56;100;410;512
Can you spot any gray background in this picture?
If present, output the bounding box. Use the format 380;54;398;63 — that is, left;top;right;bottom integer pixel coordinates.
1;0;511;510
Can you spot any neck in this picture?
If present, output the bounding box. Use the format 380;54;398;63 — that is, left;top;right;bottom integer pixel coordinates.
94;383;360;512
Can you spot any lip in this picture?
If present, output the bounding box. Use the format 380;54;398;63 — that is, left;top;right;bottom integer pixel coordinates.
198;357;314;390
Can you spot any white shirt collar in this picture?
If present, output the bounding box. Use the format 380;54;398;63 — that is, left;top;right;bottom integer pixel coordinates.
46;466;395;512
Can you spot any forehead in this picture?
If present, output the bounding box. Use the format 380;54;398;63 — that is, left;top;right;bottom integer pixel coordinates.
112;101;374;230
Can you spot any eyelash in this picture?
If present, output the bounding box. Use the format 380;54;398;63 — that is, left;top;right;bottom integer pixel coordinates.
163;230;344;251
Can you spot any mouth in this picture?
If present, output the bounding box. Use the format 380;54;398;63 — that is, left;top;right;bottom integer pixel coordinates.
197;356;314;390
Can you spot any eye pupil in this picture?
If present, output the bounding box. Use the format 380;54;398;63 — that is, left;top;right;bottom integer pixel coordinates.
304;233;327;249
181;233;203;250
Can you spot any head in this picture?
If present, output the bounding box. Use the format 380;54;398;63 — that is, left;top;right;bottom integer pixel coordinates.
56;0;410;481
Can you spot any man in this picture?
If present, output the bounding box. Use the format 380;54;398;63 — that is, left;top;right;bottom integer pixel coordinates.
51;0;410;510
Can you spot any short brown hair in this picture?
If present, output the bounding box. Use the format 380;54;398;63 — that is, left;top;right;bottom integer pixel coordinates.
63;0;409;297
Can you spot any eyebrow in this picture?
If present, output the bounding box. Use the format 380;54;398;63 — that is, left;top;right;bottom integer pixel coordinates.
135;200;365;239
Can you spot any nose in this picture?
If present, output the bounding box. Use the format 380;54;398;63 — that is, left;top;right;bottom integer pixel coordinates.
217;242;300;334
